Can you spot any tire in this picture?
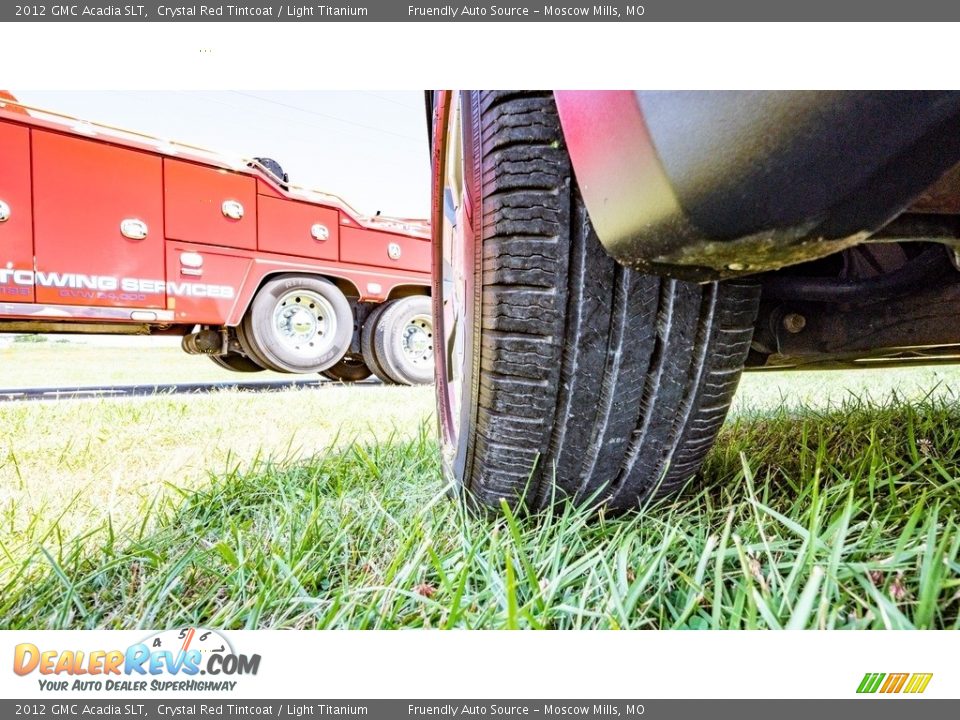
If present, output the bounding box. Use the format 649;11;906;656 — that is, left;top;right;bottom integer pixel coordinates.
253;156;289;186
370;296;434;386
238;274;353;374
236;319;287;373
433;91;760;513
360;301;397;384
209;352;264;373
321;354;373;382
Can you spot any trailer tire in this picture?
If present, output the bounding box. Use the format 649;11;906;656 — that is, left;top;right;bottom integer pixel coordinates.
360;302;397;384
209;352;265;373
433;91;760;513
321;354;373;382
239;274;353;374
371;295;434;386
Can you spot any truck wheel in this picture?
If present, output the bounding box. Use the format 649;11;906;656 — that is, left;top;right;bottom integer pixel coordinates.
370;296;434;386
433;91;760;513
360;302;397;384
321;354;372;382
209;352;264;373
238;274;353;374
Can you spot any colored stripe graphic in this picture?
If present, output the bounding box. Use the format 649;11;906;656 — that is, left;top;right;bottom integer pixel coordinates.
857;672;932;694
857;673;885;693
881;673;909;693
904;674;934;694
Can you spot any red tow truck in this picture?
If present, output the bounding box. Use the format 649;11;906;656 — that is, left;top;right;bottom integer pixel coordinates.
0;93;433;384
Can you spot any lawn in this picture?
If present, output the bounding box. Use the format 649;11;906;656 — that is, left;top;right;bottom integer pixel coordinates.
0;336;293;386
1;340;959;629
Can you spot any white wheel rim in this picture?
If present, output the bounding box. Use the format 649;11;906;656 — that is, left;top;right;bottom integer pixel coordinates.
399;313;434;369
272;289;337;358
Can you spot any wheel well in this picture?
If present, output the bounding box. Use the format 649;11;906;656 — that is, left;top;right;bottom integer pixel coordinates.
386;284;430;301
328;276;362;300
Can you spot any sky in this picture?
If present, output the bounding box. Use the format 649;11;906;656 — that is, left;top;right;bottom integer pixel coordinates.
13;91;431;219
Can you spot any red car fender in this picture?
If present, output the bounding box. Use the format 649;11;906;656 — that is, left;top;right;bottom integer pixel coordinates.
553;91;677;266
554;90;960;279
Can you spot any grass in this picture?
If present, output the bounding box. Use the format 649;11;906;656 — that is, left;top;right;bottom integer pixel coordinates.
0;386;433;565
0;339;292;386
0;338;432;556
1;343;960;629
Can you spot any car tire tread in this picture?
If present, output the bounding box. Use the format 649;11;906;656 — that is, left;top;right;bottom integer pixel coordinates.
462;90;760;512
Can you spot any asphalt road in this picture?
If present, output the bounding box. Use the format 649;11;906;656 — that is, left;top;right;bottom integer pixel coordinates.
0;378;379;402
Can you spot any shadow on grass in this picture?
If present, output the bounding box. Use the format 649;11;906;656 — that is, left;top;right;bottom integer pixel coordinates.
3;397;959;630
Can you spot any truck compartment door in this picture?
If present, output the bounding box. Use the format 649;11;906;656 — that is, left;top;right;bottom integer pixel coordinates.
164;242;252;325
32;131;165;309
339;226;431;273
165;160;257;251
257;195;339;261
0;120;35;303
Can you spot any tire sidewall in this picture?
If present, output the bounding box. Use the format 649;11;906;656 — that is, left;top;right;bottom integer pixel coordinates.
374;295;434;386
360;301;397;383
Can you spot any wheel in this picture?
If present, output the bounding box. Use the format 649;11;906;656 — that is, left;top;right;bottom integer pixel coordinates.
209;352;264;373
370;296;434;386
360;301;397;384
432;91;760;513
321;354;373;382
238;274;353;374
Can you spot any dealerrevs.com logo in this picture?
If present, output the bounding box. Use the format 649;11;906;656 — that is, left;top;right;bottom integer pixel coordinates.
13;628;261;692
